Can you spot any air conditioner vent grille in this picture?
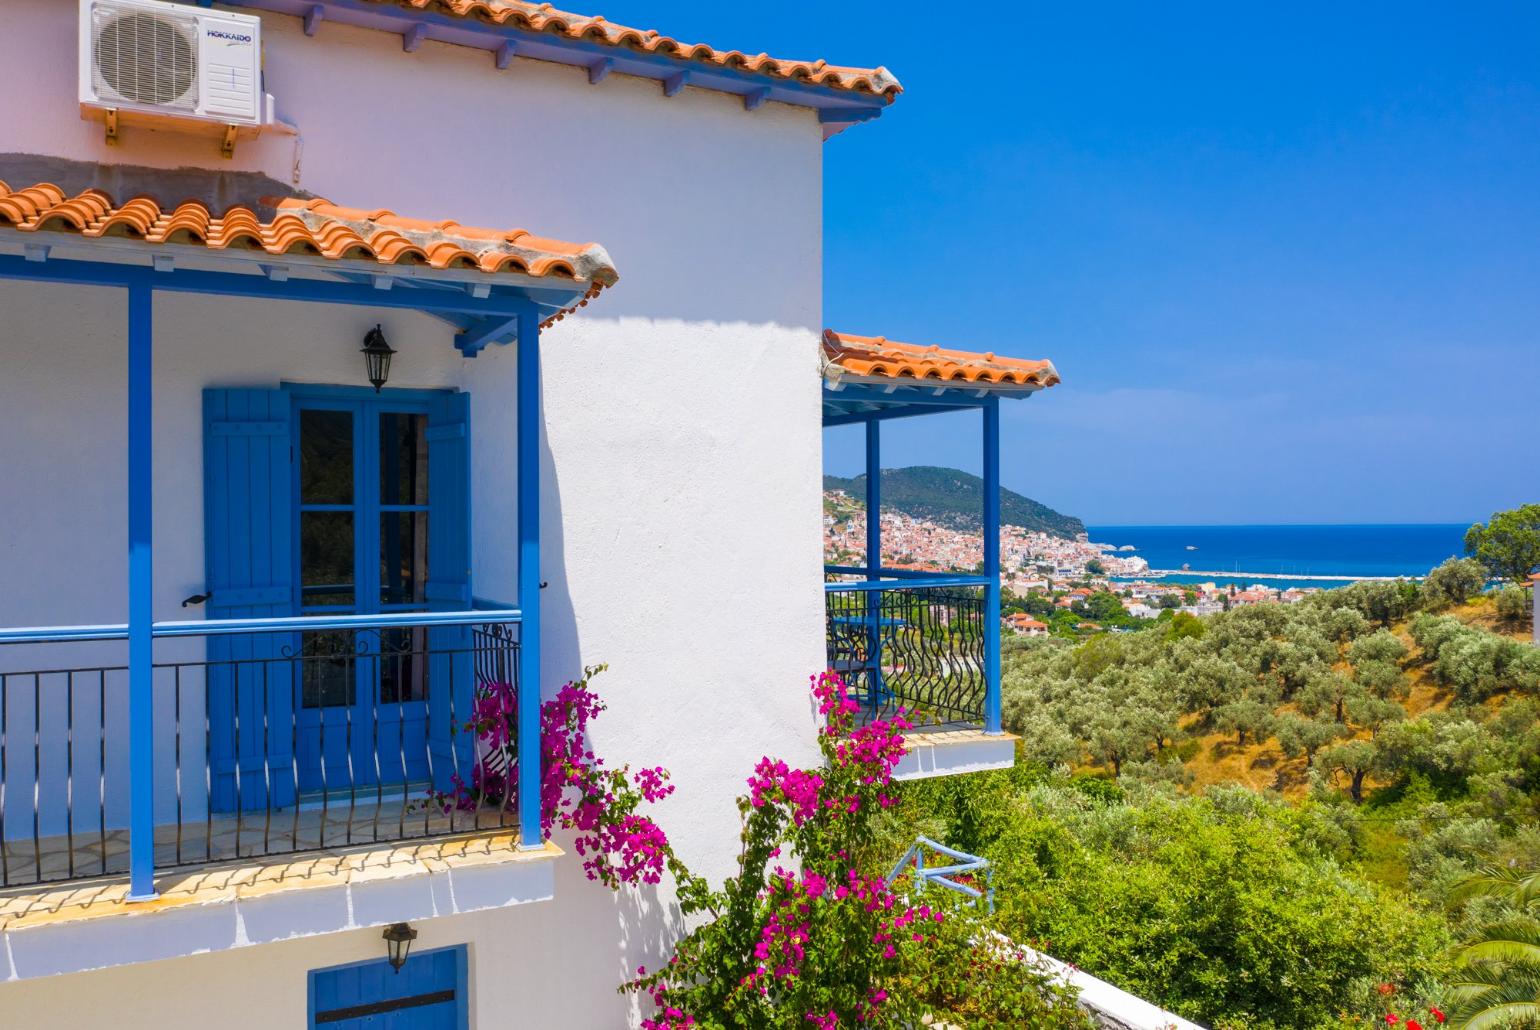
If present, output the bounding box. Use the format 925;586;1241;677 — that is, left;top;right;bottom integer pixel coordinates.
92;8;198;109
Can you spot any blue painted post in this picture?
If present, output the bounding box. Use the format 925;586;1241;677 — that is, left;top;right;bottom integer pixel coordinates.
864;418;883;710
127;281;157;899
515;303;543;849
982;398;1002;734
865;418;881;577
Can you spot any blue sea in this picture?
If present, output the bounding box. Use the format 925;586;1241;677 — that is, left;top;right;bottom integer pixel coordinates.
1088;524;1470;591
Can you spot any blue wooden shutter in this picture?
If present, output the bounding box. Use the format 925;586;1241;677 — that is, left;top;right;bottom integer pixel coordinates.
203;388;296;813
426;392;473;791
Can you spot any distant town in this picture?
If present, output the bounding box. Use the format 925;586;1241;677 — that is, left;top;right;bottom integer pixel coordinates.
824;489;1325;637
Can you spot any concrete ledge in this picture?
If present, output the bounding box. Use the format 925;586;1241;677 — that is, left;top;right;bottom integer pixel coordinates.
0;832;561;982
892;728;1018;780
1024;945;1202;1030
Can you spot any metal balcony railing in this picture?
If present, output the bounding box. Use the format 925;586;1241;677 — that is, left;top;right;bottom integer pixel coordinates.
824;568;993;728
0;615;520;890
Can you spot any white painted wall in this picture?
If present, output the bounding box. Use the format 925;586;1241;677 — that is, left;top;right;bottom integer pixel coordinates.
0;866;667;1030
0;1;829;1025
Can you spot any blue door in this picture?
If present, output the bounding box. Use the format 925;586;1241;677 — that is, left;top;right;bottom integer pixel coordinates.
310;946;467;1029
204;386;472;812
293;396;435;794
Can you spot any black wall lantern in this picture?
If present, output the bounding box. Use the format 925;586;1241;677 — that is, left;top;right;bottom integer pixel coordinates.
361;324;395;393
382;922;418;973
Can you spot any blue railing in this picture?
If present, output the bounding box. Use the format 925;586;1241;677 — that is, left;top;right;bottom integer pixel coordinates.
825;568;998;730
0;611;525;890
890;835;995;913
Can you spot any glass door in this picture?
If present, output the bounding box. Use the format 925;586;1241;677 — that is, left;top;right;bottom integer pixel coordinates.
296;398;433;794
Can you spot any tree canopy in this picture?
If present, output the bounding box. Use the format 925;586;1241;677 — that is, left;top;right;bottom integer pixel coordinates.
1465;504;1540;584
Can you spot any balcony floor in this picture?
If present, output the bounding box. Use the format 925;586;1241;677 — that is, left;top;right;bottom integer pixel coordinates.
0;818;560;983
890;726;1019;780
1;794;518;891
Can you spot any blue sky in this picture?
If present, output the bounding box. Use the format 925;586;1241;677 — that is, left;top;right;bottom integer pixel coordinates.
598;2;1539;525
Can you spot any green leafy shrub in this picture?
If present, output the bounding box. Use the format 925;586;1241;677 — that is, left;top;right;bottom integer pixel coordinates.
903;773;1450;1029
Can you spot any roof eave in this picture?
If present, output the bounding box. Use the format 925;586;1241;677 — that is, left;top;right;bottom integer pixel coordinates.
217;0;897;134
824;371;1055;399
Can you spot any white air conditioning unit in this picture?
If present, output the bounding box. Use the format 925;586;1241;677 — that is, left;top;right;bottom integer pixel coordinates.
79;0;264;127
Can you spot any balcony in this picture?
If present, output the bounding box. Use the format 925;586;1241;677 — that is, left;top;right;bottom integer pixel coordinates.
820;332;1060;778
824;568;1016;779
0;612;560;983
0;616;528;891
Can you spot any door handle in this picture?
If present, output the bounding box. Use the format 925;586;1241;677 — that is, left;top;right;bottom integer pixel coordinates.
182;591;214;608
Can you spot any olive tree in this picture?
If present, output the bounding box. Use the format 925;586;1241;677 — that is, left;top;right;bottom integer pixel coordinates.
1423;556;1489;609
1465;504;1540;584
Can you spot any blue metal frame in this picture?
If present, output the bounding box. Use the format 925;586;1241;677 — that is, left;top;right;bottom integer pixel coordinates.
890;836;995;914
0;610;519;646
822;575;991;593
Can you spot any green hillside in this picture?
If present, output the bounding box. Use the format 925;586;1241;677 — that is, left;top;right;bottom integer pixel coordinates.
823;466;1085;539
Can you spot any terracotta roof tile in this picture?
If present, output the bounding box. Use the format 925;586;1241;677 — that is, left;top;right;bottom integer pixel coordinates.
822;330;1061;390
361;0;901;100
0;180;616;323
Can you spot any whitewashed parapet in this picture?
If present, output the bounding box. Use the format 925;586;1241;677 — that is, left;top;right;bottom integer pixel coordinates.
1022;945;1202;1030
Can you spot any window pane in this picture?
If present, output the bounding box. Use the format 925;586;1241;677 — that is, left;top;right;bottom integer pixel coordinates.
379;627;428;704
381;512;428;607
301;511;354;607
380;412;428;506
300;409;353;504
301;631;356;708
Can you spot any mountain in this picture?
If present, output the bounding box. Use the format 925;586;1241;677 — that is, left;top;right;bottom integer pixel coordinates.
823;466;1085;540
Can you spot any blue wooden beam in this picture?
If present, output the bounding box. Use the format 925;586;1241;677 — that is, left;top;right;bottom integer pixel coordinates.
826;383;996;407
223;0;889;124
819;107;883;126
0;255;577;318
662;71;689;97
303;3;323;35
126;281;156;901
402;22;427;51
823;402;977;427
515;301;543;849
588;57;614;84
455;314;521;356
744;87;771;111
982;397;1002;734
495;39;517;69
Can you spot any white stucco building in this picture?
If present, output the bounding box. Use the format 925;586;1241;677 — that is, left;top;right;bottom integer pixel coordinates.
0;2;1056;1025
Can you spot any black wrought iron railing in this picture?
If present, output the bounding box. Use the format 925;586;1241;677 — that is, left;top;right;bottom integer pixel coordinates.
825;579;988;727
0;619;519;889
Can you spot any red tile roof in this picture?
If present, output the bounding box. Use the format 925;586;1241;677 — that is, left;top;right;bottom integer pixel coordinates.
365;0;901;100
822;330;1060;389
0;181;616;321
